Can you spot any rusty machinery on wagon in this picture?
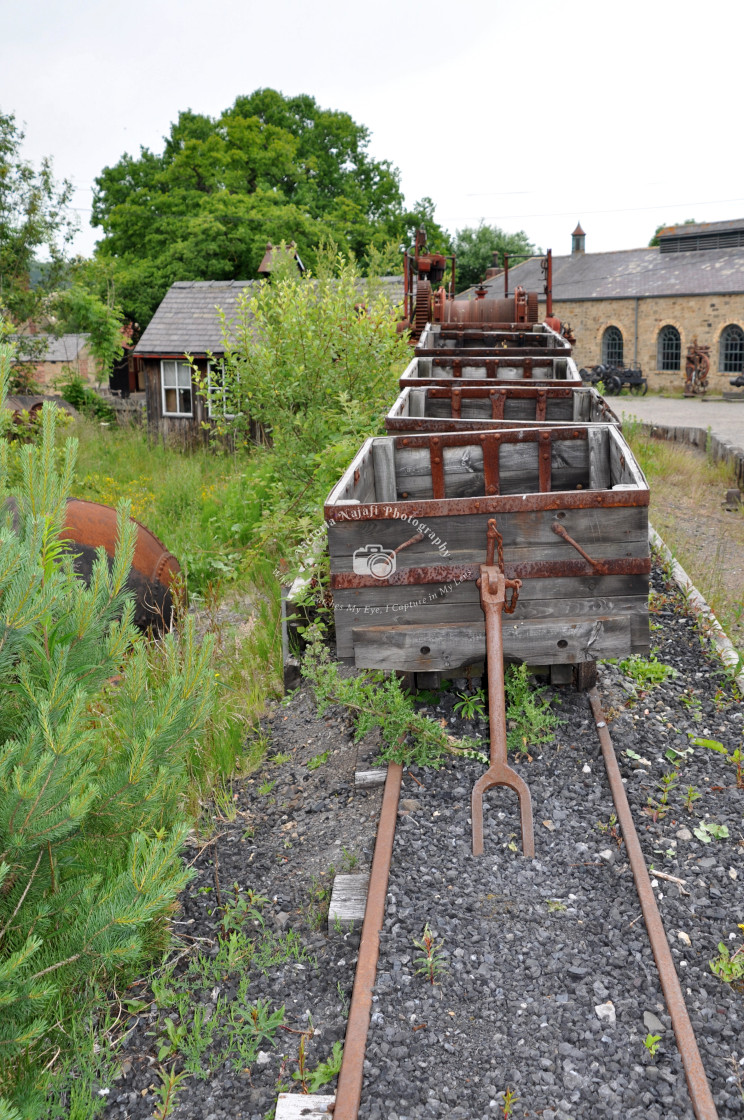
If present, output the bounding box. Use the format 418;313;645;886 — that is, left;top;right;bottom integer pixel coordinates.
400;230;573;344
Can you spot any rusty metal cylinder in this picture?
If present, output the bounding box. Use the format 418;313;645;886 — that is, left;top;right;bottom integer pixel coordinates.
64;498;181;631
442;294;539;325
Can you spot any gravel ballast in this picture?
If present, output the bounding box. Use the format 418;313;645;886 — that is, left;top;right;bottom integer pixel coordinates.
101;558;744;1120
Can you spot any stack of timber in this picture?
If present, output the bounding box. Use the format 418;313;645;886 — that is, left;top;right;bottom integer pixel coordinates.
325;424;649;674
385;384;619;434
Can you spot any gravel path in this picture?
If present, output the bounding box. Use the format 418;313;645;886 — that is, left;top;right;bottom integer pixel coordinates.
101;561;744;1120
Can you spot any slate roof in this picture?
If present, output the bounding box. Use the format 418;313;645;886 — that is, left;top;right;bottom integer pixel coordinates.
134;277;406;357
13;333;90;362
134;281;254;357
463;244;744;302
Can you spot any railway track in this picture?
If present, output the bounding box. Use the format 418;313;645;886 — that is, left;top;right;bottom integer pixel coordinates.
325;569;742;1120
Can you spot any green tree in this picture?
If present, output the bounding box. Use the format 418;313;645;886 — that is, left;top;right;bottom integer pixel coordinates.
91;90;447;327
52;282;125;381
453;223;538;292
0;113;76;326
200;250;410;552
0;341;217;1113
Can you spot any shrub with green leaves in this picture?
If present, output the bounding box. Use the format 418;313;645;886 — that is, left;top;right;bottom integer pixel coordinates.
0;344;217;1114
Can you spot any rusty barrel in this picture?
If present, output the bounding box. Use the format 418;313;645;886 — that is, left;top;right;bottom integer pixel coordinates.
64;498;181;631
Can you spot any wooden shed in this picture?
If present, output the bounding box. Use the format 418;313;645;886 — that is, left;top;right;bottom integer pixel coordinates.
132;280;254;447
133;275;405;447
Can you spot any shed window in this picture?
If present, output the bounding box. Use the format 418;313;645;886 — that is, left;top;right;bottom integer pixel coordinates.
602;326;623;366
657;326;681;371
161;360;192;416
720;324;744;374
207;360;237;420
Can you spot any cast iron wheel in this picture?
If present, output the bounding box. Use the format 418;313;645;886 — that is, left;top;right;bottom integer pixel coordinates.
605;375;622;395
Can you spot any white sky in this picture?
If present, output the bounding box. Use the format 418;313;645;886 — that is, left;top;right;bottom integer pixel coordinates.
3;0;743;262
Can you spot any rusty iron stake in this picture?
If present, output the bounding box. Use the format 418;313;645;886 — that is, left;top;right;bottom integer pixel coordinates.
471;520;535;858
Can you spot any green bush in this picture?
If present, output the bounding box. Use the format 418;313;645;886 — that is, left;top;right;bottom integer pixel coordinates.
56;369;115;423
0;345;217;1113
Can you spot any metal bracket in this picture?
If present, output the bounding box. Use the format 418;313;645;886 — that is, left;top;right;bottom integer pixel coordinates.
552;520;603;571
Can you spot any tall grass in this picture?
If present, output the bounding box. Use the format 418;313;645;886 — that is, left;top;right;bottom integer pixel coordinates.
624;424;744;649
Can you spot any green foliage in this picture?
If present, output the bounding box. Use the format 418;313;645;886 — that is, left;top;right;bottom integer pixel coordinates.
301;624;483;768
299;1040;343;1092
52;285;125;382
412;923;447;985
91;90;444;327
453;223;539;292
0;112;75;326
503;663;560;754
693;820;729;843
453;688;487;721
56;370;116;422
306;751;329;772
0;343;217;1109
617;653;677;689
710;928;744;985
644;1033;662;1057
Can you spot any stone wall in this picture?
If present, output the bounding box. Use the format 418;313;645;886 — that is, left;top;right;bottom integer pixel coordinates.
537;294;744;393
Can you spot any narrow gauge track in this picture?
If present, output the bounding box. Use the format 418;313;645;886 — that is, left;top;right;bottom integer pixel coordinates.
332;571;742;1120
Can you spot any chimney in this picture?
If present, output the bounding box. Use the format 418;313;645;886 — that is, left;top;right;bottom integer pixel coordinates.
571;222;586;255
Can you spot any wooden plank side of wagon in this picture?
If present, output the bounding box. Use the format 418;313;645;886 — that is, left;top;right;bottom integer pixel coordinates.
350;616;633;671
333;580;650;660
327;507;650;567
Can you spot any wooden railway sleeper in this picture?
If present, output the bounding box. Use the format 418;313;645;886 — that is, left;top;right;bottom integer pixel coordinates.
471;519;535;858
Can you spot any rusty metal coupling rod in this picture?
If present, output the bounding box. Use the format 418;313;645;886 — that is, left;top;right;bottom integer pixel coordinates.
588;687;718;1120
332;762;403;1120
472;520;534;858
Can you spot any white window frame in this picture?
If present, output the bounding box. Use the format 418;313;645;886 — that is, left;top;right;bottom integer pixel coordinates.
207;359;238;420
161;360;193;417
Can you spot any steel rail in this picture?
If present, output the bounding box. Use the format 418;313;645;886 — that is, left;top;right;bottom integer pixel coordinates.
332;761;403;1120
588;687;719;1120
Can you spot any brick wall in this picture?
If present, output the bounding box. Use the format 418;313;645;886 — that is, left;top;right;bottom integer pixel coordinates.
538;294;744;392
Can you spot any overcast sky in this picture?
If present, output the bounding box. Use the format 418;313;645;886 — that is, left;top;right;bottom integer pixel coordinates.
3;0;742;262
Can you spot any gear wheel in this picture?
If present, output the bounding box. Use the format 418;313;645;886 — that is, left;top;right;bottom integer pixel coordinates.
412;280;432;340
527;291;538;323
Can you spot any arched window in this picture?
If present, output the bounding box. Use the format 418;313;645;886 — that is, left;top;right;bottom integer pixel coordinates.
602;326;623;366
657;326;681;371
720;324;744;374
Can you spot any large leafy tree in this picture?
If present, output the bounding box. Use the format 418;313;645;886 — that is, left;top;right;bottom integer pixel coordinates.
453;222;539;292
0;112;76;325
92;90;444;327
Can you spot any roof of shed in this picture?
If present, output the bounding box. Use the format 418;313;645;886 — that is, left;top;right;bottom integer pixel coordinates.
134;276;406;356
13;333;90;362
462;245;744;302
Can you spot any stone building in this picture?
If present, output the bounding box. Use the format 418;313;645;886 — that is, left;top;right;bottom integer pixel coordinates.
12;333;97;389
474;219;744;393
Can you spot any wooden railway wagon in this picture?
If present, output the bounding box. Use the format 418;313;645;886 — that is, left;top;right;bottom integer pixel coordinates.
385;384;620;434
415;321;573;358
400;353;582;388
325;425;650;676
